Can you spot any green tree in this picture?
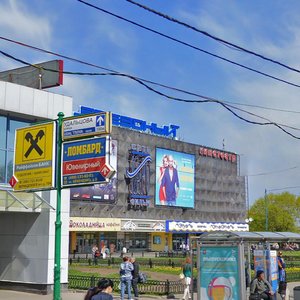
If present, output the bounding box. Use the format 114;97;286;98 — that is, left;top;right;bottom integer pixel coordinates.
248;192;299;232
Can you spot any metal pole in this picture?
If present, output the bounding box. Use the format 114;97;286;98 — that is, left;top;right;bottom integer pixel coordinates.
53;112;64;300
265;189;268;231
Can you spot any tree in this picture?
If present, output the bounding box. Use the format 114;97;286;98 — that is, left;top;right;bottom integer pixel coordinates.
248;192;299;232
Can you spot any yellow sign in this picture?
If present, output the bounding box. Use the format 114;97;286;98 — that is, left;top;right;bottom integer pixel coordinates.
69;217;121;231
13;122;55;191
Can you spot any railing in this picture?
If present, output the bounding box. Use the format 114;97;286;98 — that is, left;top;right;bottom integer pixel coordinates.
68;275;187;295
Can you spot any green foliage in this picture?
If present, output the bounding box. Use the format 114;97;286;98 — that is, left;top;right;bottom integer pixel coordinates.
249;192;299;232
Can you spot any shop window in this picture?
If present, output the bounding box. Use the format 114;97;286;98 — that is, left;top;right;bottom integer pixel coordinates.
153;235;161;244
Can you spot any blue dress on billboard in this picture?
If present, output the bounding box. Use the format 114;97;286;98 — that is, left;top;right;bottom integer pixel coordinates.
161;167;179;206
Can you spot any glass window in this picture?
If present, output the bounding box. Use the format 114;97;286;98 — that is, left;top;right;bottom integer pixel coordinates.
8;119;29;150
0;150;5;183
7;150;14;182
0;116;7;149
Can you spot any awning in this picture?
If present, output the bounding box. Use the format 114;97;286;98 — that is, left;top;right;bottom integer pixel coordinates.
193;231;300;243
0;184;55;212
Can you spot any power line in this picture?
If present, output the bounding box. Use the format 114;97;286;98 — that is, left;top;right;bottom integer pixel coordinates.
2;36;300;116
267;186;300;192
248;166;299;177
126;0;300;76
75;0;300;89
1;45;300;139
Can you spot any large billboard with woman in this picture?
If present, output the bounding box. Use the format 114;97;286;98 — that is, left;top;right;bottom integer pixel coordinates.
155;148;195;208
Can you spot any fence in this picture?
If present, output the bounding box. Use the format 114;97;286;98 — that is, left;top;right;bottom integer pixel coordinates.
68;275;187;295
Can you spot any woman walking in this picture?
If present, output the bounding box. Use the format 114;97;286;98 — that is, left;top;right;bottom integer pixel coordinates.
182;257;192;300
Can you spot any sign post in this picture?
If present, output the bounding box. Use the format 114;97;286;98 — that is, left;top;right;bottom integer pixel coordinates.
53;112;64;300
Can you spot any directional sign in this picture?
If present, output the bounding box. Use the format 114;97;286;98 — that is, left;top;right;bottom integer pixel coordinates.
62;112;112;141
62;136;114;187
13;122;56;191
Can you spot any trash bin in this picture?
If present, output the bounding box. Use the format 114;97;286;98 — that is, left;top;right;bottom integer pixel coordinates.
294;286;300;299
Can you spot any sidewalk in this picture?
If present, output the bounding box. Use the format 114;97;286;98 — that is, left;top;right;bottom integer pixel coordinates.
1;282;299;300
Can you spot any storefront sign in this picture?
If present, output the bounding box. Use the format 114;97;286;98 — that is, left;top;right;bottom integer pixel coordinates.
69;217;121;231
77;106;180;138
199;147;237;163
12;122;56;191
166;220;249;232
121;219;165;232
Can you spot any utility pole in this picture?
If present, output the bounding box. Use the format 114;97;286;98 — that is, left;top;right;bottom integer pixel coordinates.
265;189;268;231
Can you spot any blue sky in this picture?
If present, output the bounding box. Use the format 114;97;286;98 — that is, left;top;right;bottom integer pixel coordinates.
1;0;300;205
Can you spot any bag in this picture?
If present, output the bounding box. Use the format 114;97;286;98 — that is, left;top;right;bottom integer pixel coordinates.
249;294;260;300
138;272;147;283
179;273;185;280
95;250;100;257
278;281;287;294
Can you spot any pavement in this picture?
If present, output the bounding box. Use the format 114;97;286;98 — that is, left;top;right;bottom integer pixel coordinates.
0;282;300;300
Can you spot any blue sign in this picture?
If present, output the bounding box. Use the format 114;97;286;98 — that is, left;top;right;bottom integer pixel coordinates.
62;137;107;187
76;106;180;138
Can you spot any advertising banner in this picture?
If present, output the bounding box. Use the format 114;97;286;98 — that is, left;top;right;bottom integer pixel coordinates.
200;246;240;300
70;140;117;202
62;136;112;187
12;122;56;191
268;250;278;294
155;148;195;208
69;217;121;231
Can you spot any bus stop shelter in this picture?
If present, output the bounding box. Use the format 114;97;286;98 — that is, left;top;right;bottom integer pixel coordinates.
191;231;300;300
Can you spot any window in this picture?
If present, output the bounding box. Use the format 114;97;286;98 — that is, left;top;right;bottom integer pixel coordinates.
0;115;31;183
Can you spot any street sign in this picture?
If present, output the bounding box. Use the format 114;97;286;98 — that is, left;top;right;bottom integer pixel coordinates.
62;137;115;187
62;112;112;141
12;122;56;191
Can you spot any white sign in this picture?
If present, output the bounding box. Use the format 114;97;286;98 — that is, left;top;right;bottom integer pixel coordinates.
62;112;111;140
167;221;249;232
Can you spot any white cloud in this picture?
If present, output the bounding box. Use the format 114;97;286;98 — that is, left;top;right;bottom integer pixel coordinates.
0;0;51;48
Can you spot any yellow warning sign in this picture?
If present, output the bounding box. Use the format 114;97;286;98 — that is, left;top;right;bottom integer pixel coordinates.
13;122;56;191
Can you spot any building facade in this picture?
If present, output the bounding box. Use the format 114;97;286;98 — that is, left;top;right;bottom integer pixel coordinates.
69;107;247;254
0;81;72;293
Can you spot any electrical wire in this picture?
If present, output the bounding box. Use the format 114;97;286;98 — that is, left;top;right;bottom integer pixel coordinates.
126;0;300;76
2;36;300;116
248;166;299;177
75;0;300;89
1;49;300;140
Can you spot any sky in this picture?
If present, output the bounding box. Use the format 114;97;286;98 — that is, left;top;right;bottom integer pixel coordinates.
1;0;300;205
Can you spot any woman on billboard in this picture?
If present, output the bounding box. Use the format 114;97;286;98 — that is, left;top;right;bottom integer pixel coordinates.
158;154;169;205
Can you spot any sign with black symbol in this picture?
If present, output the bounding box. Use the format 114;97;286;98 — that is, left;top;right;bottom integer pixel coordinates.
11;122;56;191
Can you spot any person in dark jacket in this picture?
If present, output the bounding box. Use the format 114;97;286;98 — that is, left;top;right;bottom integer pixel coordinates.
250;270;274;300
85;278;114;300
130;257;140;299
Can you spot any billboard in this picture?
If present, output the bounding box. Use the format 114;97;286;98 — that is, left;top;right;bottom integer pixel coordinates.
155;148;195;208
70;140;117;202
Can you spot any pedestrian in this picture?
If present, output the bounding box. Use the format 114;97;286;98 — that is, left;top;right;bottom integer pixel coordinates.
130;257;139;299
181;257;192;300
277;251;286;281
250;270;274;300
92;244;100;265
91;278;114;300
120;256;134;300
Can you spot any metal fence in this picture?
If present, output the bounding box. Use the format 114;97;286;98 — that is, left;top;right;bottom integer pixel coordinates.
68;275;186;295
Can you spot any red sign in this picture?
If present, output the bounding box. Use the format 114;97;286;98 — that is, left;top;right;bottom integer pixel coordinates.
100;163;115;179
62;157;105;175
9;175;18;188
199;147;237;163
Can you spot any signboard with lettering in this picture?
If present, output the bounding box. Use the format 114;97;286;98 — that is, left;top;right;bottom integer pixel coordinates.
62;112;112;141
11;122;56;191
76;106;179;138
62;136;115;187
69;217;121;231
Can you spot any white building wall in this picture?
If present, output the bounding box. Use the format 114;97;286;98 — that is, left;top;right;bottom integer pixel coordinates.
0;81;72;293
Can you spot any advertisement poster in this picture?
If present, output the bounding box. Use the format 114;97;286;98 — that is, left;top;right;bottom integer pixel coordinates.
267;250;278;294
70;140;117;202
155;148;195;208
253;250;266;273
200;246;240;300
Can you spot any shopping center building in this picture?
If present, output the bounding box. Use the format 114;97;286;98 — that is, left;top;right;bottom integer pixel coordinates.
68;106;248;255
